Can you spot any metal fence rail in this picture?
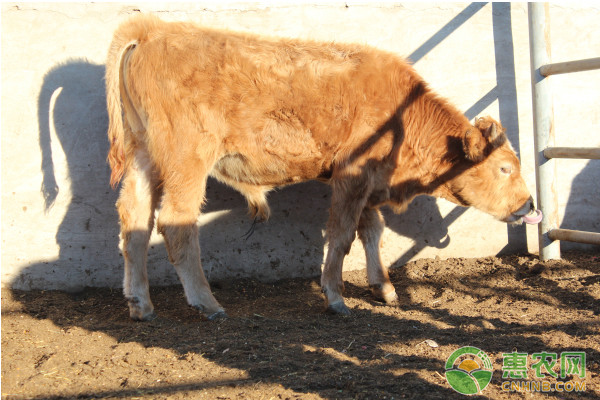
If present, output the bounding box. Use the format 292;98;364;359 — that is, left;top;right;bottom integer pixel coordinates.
543;147;600;160
528;3;600;260
540;57;600;76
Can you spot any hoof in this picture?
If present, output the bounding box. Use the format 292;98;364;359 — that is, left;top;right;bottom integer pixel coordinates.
382;290;399;305
127;296;155;321
371;285;399;304
326;301;351;315
131;311;157;322
207;310;228;321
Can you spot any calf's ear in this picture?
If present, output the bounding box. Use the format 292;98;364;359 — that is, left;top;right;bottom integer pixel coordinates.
463;118;507;162
475;117;506;147
475;118;502;141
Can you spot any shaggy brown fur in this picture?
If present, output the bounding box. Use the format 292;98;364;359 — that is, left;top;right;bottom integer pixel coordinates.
106;15;534;319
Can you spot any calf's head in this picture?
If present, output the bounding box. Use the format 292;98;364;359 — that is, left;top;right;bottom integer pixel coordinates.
442;117;535;224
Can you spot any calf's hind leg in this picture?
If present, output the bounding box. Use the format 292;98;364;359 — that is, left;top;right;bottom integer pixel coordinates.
118;150;159;321
357;207;398;304
157;173;226;320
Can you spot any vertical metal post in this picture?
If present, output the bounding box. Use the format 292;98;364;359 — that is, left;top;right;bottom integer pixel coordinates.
528;3;561;260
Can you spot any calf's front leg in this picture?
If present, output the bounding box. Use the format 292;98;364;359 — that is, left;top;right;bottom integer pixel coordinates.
321;178;371;315
156;163;226;320
158;220;226;320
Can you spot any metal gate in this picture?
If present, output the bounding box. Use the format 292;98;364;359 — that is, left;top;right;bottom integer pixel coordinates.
528;2;600;260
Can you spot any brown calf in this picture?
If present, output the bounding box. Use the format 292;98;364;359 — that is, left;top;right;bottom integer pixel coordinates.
106;15;535;319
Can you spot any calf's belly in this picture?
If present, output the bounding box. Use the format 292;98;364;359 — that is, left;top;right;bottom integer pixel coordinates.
210;149;329;187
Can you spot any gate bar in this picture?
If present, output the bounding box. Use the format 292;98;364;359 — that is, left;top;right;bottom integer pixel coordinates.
548;229;600;245
529;2;561;260
544;147;600;159
540;57;600;76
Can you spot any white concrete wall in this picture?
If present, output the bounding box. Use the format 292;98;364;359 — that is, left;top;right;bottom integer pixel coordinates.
2;2;599;290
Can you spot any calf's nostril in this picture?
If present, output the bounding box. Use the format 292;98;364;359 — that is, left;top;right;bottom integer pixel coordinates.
529;196;535;211
526;196;535;211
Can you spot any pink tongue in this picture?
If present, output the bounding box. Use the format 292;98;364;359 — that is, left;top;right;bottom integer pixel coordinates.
523;209;543;224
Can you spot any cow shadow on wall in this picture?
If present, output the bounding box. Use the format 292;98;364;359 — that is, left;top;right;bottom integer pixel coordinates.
24;60;121;291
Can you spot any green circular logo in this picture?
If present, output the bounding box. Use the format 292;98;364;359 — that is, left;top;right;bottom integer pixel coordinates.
445;346;493;395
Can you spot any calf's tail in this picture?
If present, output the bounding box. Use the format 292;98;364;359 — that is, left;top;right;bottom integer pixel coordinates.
105;15;158;188
106;39;136;188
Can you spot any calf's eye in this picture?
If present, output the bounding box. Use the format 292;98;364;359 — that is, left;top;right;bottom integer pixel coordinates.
500;166;512;175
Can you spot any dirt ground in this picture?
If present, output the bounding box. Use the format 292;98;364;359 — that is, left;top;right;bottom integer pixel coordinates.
2;251;599;399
